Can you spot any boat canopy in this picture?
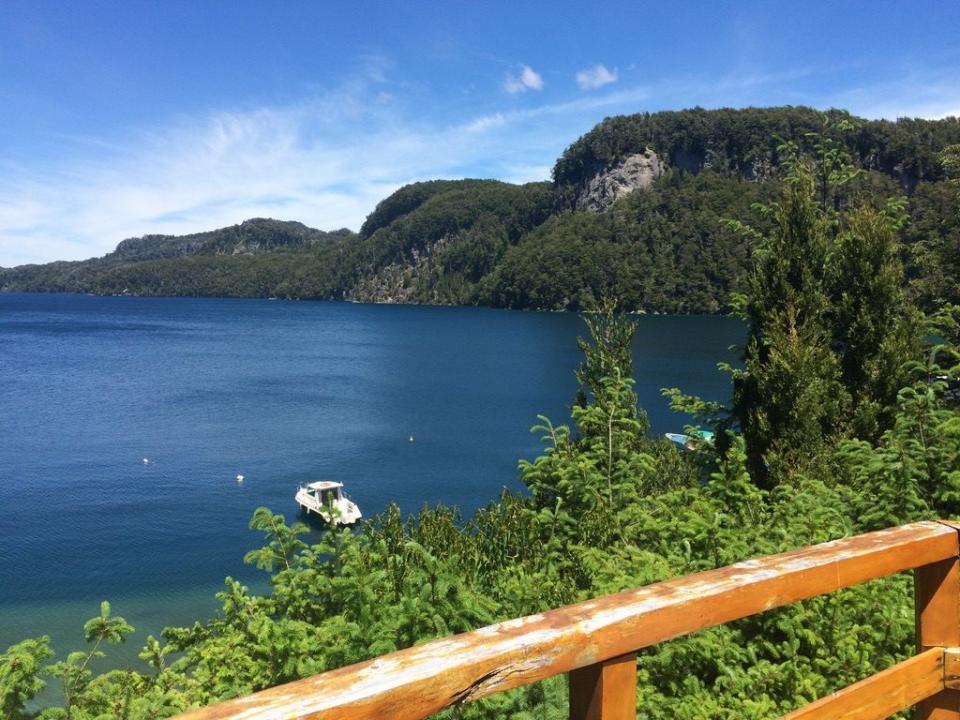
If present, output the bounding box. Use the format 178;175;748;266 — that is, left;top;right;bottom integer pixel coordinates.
305;480;343;491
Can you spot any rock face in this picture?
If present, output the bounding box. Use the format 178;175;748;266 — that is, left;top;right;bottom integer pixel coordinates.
350;234;454;305
575;150;664;212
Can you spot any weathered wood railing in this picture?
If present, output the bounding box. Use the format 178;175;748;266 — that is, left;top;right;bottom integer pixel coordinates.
174;521;960;720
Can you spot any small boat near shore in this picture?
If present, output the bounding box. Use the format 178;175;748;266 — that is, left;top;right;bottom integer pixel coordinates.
295;481;362;525
665;430;715;451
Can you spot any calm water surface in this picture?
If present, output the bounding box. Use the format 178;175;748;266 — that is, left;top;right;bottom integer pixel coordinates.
0;293;742;664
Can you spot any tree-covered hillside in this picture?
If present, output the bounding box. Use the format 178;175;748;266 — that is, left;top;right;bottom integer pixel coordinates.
480;169;778;312
335;179;554;305
0;219;352;297
3;107;959;312
110;218;352;262
553;106;960;196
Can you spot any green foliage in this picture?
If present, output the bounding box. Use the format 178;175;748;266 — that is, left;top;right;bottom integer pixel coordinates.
360;180;496;239
40;602;134;720
942;144;960;185
483;169;776;312
731;155;845;484
345;179;554;304
731;124;923;486
553;107;960;193
1;638;53;720
826;201;922;437
903;181;960;309
243;508;308;571
110;218;351;262
904;145;960;310
836;335;960;529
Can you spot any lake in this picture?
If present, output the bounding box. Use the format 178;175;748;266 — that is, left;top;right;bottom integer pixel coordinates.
0;292;743;665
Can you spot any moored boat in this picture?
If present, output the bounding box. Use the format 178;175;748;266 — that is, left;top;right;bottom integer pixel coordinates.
664;429;715;451
295;481;362;525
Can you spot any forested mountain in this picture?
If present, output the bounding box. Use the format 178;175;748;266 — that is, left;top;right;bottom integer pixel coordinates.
334;179;554;304
480;170;778;312
110;218;352;262
3;107;959;311
0;219;353;297
553;106;960;195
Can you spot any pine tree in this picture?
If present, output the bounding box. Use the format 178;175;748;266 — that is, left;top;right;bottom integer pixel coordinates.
731;153;847;486
731;119;924;487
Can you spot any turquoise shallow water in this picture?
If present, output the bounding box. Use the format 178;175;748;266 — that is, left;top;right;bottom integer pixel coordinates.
0;293;743;670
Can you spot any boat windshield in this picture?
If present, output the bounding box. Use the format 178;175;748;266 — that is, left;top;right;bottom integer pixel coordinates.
318;488;340;505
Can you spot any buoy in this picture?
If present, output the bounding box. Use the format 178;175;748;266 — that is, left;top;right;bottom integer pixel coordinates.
143;458;150;464
236;474;245;482
408;435;414;443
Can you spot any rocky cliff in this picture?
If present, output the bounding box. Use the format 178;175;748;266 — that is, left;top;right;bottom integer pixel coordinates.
574;150;664;212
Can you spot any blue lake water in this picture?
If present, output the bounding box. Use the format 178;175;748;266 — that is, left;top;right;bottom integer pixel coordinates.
0;293;743;666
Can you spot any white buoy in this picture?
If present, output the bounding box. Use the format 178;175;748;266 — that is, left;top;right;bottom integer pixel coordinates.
143;458;150;464
236;474;245;482
408;435;414;443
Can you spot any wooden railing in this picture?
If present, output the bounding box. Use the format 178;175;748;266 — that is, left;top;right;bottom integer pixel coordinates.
174;521;960;720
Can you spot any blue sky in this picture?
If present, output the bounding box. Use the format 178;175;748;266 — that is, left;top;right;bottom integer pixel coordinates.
1;1;959;266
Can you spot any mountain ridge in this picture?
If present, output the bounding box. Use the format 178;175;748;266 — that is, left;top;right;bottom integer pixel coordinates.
3;106;958;311
109;218;353;263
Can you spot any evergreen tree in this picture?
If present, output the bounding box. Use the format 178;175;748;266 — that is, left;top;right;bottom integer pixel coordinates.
732;121;924;487
731;151;847;486
825;200;921;438
0;638;53;720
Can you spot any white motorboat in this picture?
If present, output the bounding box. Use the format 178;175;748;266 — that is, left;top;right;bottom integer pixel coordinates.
295;481;362;526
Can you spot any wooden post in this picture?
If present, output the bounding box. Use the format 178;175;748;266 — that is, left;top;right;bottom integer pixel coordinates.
916;522;960;719
569;653;636;720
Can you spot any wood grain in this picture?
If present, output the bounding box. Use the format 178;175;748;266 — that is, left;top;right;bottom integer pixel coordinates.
171;521;959;720
779;647;945;720
568;653;636;720
916;528;960;720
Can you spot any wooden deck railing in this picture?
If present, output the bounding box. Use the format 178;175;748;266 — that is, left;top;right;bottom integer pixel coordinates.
174;520;960;720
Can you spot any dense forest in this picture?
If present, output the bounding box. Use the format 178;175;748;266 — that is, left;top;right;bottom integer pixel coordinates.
3;126;960;719
3;107;959;313
552;106;960;192
0;219;352;299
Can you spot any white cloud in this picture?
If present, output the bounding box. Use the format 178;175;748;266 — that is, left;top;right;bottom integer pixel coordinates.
521;65;544;90
576;64;618;91
0;82;571;266
503;65;543;94
465;113;506;133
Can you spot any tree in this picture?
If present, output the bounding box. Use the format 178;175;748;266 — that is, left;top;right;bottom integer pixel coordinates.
731;121;923;487
942;144;960;186
825;199;921;438
730;148;846;486
1;637;53;720
43;601;134;719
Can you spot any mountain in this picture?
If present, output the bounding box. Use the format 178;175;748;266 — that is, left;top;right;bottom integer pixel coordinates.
109;218;352;262
553;106;959;196
3;107;959;311
0;219;353;297
341;179;554;304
